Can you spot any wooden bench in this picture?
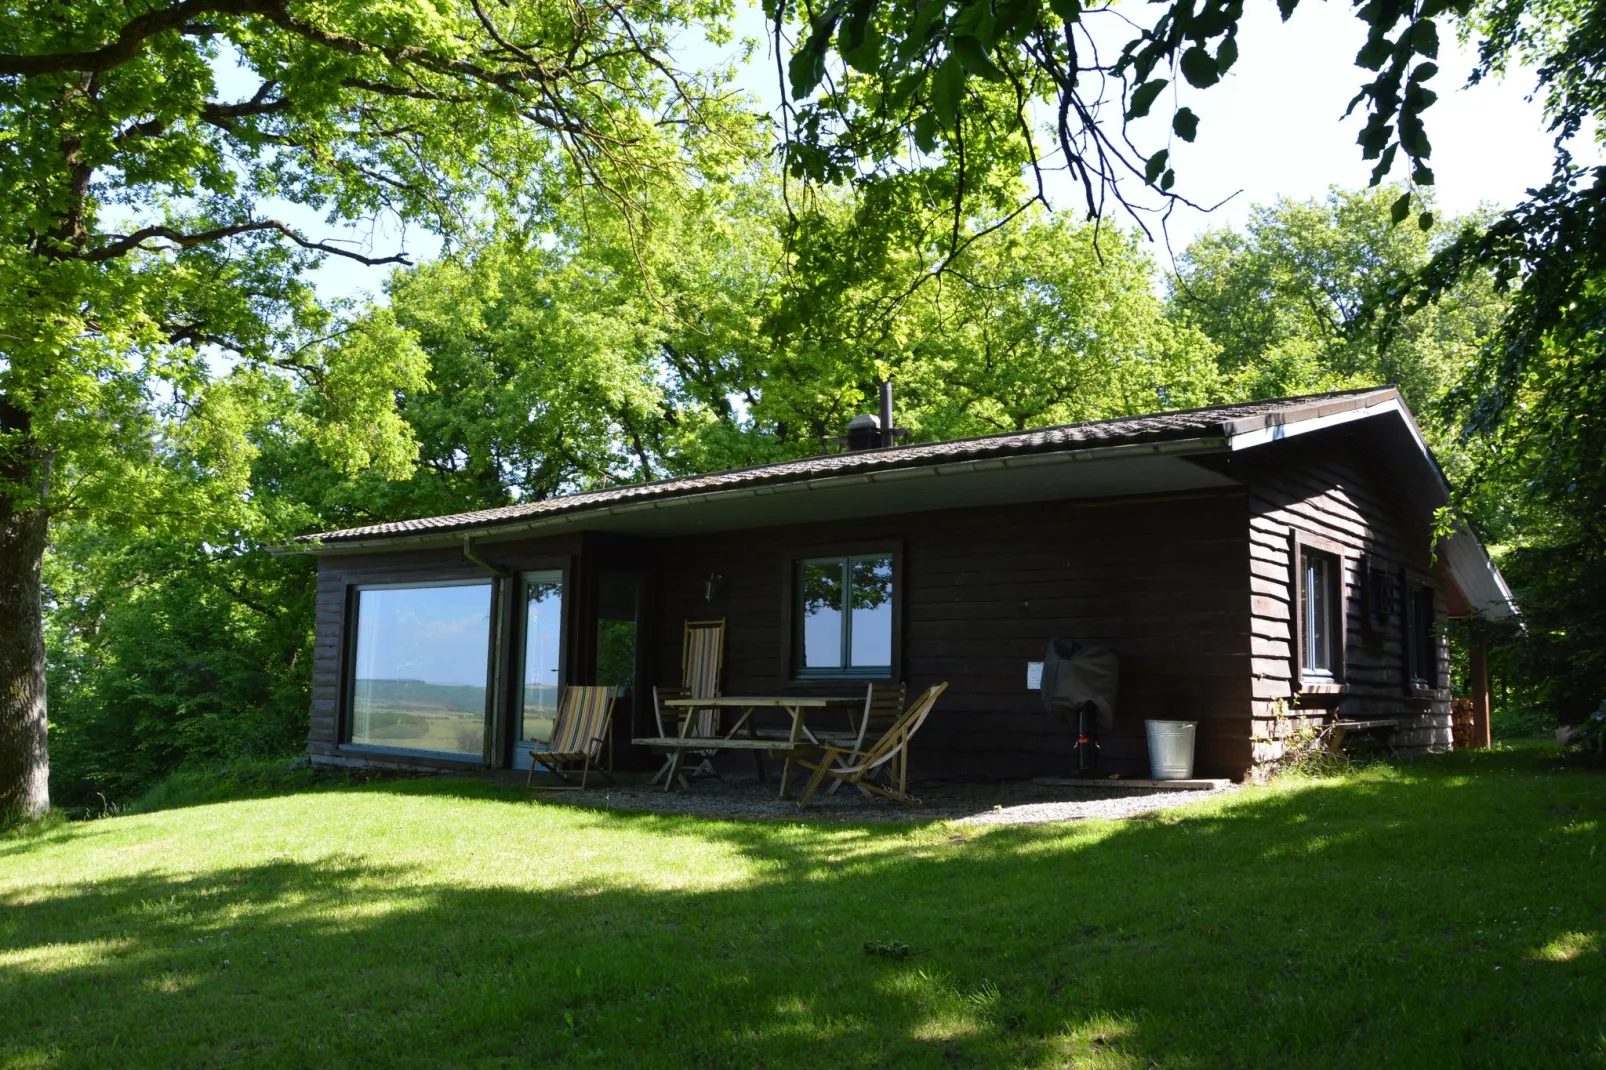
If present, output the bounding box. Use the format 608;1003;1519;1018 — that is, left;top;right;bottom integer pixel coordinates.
1327;718;1399;753
631;736;809;754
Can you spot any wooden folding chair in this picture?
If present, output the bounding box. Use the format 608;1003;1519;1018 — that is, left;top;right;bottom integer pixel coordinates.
526;685;618;790
679;619;726;779
648;685;691;788
794;682;948;809
845;681;906;794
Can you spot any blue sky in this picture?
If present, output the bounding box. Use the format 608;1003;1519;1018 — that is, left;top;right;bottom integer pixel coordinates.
275;0;1590;305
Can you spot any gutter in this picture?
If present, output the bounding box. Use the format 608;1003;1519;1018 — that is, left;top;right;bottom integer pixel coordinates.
461;535;511;577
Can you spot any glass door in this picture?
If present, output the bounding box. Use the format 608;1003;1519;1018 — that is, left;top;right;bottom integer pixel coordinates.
512;571;563;771
595;572;643;756
595;572;642;692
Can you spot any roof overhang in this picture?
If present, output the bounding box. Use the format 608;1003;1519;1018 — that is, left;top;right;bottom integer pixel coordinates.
295;435;1238;553
289;387;1518;622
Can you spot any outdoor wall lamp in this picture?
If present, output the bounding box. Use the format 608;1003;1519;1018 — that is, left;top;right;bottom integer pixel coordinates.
704;571;724;603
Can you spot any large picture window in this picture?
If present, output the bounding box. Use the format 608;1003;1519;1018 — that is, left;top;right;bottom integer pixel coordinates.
796;554;894;677
348;582;493;757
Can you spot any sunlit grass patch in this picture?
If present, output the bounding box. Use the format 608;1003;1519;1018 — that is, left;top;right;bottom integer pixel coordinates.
0;938;133;976
1532;931;1600;962
2;750;1604;1067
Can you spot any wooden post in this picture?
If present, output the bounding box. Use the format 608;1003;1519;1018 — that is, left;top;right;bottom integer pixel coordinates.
1469;640;1492;749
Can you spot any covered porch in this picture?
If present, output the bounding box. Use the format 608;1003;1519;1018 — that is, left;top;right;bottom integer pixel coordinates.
306;434;1250;784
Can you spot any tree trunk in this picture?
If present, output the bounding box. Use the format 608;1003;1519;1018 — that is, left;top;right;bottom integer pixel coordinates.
0;427;50;821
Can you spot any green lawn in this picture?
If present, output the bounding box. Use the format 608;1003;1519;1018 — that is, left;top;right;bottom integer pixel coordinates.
3;747;1603;1068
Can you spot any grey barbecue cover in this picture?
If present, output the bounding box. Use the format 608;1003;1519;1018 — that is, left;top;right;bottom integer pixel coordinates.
1040;638;1119;731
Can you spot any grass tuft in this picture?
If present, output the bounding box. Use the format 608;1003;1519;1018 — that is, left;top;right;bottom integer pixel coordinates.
127;758;402;815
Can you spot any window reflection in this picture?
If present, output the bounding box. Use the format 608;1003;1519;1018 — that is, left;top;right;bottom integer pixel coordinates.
520;574;563;743
801;560;845;669
850;557;894;668
797;554;893;676
595;572;640;692
350;583;491;756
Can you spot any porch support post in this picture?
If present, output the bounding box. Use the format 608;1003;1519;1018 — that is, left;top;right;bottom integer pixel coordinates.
1468;640;1492;750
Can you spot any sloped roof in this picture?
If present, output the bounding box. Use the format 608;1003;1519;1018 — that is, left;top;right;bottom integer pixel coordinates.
299;386;1396;545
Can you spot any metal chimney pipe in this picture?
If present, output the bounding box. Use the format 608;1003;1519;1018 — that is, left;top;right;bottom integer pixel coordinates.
879;380;894;448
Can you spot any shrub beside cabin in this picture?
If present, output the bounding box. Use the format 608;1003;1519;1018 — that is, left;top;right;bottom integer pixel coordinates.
292;387;1517;780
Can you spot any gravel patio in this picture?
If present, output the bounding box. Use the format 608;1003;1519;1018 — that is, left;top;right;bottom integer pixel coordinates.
525;774;1235;825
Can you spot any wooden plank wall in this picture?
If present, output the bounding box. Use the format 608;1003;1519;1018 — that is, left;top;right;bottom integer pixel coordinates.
650;489;1255;779
1210;429;1454;759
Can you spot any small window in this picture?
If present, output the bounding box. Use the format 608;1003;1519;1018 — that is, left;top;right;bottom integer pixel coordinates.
1300;549;1340;680
348;582;493;757
1360;555;1395;632
1407;583;1438;690
796;554;893;677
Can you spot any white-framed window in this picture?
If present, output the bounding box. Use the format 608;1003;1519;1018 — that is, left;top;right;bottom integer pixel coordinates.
1299;547;1341;682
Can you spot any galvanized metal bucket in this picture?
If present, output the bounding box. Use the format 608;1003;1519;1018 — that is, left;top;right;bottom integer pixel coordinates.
1145;720;1197;780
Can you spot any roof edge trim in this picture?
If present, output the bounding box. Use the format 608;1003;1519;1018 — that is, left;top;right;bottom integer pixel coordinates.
288;435;1224;555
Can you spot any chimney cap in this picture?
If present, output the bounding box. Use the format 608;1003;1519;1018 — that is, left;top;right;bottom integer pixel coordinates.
821;410;907;453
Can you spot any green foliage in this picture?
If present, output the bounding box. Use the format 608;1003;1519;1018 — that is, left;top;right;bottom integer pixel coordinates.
1377;0;1606;723
1572;704;1606;757
1;0;752;816
374;174;1219;486
1169;187;1502;415
45;533;317;808
754;184;1220;448
765;0;1458;232
1480;533;1606;723
382;182;788;498
130;758;359;815
892;216;1221;435
41;372;337;807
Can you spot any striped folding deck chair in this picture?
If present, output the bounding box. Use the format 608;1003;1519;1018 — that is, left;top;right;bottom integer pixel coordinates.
794;682;948;809
679;619;726;778
527;685;618;790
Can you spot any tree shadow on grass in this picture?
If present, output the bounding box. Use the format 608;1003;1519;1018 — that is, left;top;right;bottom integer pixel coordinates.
0;825;106;861
2;756;1603;1068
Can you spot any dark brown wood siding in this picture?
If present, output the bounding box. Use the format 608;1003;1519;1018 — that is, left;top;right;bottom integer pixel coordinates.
649;488;1254;778
1209;428;1454;757
307;489;1256;779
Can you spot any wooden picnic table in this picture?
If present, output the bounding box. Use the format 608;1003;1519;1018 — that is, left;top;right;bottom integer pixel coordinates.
632;694;862;798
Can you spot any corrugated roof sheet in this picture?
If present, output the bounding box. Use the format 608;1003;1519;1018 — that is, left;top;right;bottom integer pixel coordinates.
299;386;1397;544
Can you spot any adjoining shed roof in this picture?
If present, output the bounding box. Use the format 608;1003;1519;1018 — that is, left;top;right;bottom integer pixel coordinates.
294;385;1517;620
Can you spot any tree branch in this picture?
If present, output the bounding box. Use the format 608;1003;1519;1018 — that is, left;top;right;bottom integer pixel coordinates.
0;0;283;76
199;80;291;122
84;220;412;265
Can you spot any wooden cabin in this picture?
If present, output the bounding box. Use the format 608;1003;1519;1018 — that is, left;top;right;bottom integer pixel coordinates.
293;387;1516;781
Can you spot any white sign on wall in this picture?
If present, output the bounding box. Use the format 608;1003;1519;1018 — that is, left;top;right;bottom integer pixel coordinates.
1026;661;1043;690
